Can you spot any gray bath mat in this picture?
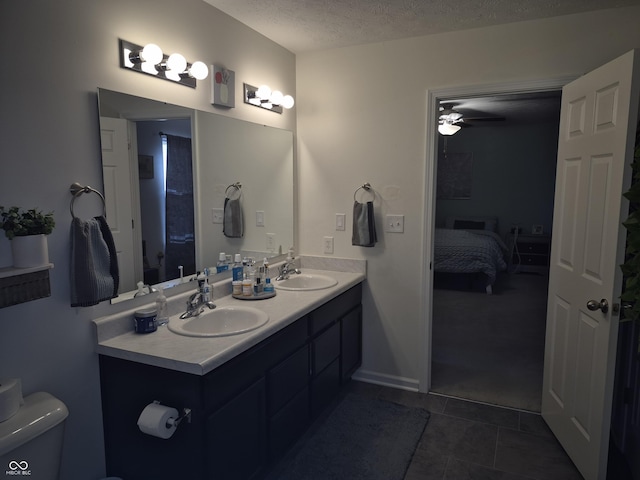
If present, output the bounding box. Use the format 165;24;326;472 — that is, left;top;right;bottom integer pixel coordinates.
273;393;430;479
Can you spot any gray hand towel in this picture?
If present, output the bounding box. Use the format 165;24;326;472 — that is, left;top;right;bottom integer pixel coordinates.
223;197;244;238
70;216;120;307
352;201;377;247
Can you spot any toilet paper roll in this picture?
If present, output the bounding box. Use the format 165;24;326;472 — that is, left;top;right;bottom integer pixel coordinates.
0;379;23;423
137;402;179;439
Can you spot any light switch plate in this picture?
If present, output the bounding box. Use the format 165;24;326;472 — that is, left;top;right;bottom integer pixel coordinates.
336;213;346;231
212;208;224;224
386;214;404;233
256;211;265;227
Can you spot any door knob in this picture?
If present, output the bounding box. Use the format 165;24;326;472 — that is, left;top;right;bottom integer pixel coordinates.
587;299;609;313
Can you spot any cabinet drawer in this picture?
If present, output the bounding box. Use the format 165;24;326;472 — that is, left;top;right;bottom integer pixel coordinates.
518;242;549;254
312;322;340;375
310;284;362;334
267;345;309;415
519;254;549;266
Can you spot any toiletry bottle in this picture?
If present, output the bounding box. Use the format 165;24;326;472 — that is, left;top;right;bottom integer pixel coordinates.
232;254;244;281
242;273;253;296
216;253;229;273
155;287;169;326
263;259;274;293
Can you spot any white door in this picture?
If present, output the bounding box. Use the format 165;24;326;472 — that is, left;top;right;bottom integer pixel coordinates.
542;49;640;480
100;116;140;294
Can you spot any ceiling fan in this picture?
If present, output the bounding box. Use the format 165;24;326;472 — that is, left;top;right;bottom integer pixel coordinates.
438;103;505;135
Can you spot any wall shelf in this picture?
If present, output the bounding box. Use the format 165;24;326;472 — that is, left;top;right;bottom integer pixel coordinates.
0;264;53;308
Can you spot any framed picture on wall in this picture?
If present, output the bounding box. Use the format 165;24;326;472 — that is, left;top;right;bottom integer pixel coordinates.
212;65;235;108
138;155;154;179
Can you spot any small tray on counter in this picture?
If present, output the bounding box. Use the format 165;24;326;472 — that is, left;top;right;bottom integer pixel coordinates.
232;291;276;301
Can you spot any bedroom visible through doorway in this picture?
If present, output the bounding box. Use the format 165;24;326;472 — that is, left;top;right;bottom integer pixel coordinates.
430;91;561;412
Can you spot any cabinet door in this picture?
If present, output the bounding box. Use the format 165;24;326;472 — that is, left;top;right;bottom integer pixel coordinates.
341;305;362;383
269;386;310;461
206;377;267;480
268;345;310;415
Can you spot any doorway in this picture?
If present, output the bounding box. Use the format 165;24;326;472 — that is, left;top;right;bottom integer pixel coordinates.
429;91;561;411
420;77;576;401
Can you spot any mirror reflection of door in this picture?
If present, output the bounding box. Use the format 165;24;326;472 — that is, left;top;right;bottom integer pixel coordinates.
136;119;195;285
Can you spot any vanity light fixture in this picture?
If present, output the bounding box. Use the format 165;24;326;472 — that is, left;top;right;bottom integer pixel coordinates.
120;39;208;88
243;83;294;114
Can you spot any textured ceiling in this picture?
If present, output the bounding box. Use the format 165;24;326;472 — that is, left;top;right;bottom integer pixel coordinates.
203;0;640;53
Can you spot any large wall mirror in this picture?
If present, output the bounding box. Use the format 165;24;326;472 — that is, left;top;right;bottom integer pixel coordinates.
98;88;294;303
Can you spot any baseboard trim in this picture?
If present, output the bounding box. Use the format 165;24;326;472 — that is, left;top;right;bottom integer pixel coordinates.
352;369;419;392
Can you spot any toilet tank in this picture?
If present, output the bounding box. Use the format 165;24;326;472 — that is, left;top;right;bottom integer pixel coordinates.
0;392;69;480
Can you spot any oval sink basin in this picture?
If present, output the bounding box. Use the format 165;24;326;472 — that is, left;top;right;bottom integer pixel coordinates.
168;306;268;337
275;273;337;291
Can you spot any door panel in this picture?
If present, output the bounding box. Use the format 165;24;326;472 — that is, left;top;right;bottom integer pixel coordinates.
543;49;640;480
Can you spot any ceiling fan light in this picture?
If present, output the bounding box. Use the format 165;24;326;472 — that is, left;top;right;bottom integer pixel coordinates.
438;123;461;135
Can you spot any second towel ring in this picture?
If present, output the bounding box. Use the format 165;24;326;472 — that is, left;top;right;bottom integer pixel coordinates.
354;182;374;202
69;182;107;219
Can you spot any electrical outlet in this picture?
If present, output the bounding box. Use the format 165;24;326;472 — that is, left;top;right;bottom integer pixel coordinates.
385;214;404;233
256;211;265;227
323;236;334;254
212;208;224;224
266;233;276;251
336;213;346;231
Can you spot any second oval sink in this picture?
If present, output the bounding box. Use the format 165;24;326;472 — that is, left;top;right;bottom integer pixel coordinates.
275;273;337;291
168;306;269;337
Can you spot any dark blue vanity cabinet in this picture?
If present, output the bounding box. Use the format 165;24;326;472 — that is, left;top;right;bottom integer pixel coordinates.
99;283;362;480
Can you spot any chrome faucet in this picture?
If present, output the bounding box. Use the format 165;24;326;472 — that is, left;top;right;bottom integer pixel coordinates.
180;282;216;319
275;259;301;281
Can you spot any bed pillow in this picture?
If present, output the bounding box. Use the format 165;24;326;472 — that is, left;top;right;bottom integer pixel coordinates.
445;216;498;232
453;220;485;230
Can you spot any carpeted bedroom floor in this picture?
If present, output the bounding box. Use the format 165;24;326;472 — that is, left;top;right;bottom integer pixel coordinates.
431;271;548;412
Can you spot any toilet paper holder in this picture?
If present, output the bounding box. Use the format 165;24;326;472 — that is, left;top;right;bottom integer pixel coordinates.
166;405;192;429
152;400;192;429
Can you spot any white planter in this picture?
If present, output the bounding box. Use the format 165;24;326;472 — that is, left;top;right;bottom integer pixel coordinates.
11;234;49;268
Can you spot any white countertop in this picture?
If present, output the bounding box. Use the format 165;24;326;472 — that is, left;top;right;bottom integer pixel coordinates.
93;260;365;376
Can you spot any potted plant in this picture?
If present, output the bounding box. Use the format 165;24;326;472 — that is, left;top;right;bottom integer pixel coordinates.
0;206;55;268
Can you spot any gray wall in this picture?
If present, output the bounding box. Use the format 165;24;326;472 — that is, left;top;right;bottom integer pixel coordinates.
436;120;560;238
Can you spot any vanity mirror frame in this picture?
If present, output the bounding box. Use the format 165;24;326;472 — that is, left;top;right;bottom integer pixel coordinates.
97;88;294;304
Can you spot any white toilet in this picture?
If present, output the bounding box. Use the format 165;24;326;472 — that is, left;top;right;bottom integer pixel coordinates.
0;391;68;480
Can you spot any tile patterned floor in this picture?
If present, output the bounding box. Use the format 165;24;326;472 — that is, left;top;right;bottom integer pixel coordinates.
345;381;584;480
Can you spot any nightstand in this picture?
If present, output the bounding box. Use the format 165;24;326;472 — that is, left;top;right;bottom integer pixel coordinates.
508;233;551;273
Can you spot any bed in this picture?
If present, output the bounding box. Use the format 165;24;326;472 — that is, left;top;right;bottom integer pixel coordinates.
433;216;508;294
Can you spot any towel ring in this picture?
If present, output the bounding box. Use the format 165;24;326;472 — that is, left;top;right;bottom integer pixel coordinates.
353;182;374;202
69;182;107;219
225;182;242;199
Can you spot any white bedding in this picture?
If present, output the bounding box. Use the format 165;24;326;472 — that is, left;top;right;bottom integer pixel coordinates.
434;228;507;285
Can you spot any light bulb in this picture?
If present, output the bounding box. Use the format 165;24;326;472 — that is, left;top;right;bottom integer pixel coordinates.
141;43;163;65
189;61;208;80
256;85;271;100
438;123;461;135
282;95;295;109
165;71;181;81
166;53;187;73
270;90;284;105
141;62;159;75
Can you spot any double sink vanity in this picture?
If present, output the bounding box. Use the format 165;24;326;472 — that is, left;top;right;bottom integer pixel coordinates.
93;257;365;480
